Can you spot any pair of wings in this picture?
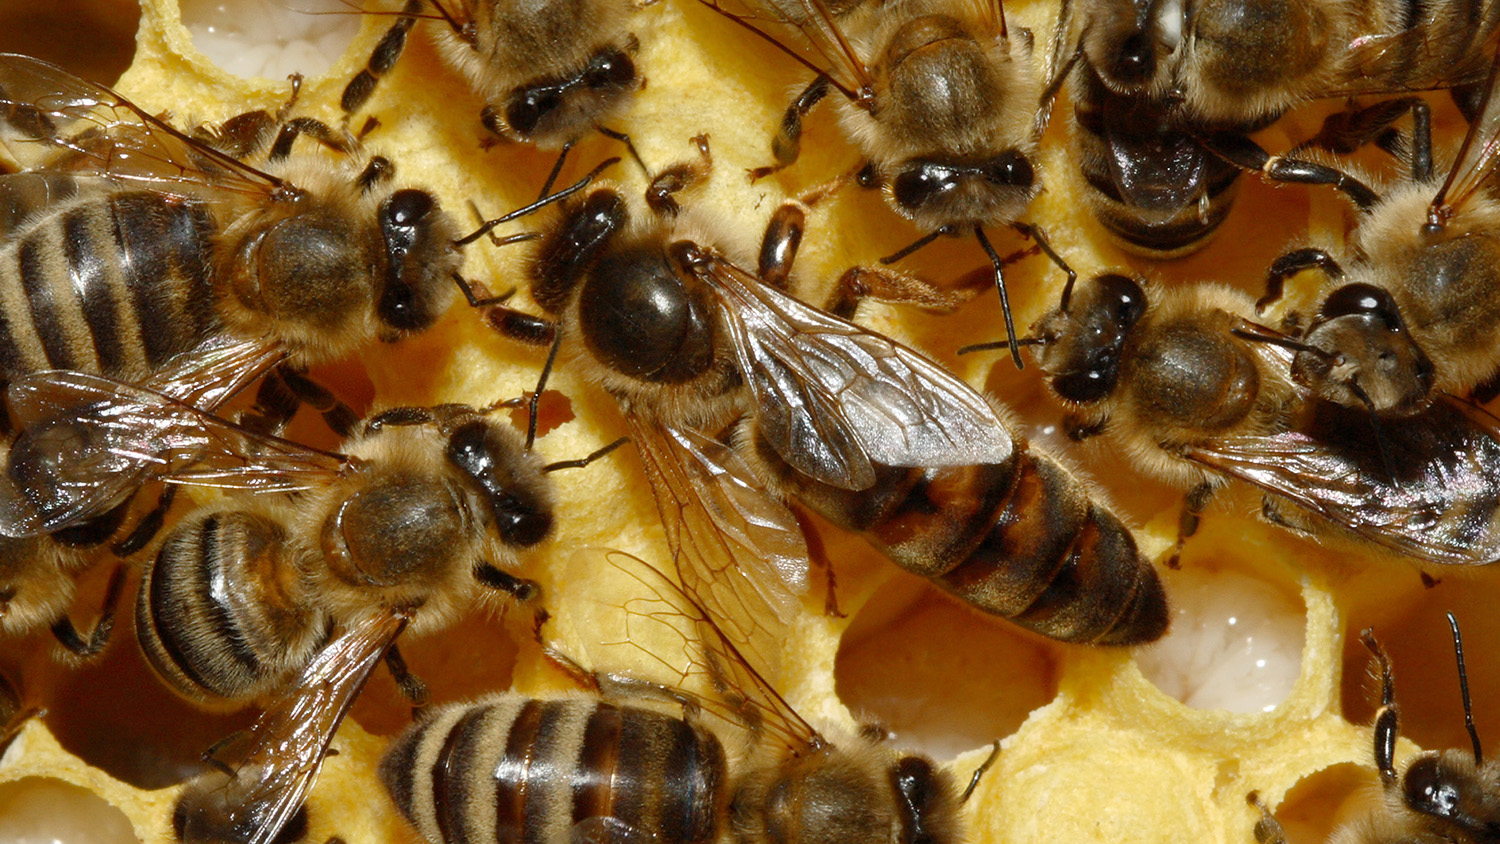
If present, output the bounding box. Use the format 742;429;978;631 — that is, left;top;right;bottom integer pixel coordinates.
693;0;1007;106
630;246;1013;671
0;337;349;538
0;53;293;204
176;611;410;844
1190;396;1500;567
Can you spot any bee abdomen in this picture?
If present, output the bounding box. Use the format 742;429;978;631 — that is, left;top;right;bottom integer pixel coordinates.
136;509;324;705
381;697;727;844
0;191;218;396
782;448;1167;644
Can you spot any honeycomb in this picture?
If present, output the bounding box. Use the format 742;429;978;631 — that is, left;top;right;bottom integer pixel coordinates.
1;2;1499;844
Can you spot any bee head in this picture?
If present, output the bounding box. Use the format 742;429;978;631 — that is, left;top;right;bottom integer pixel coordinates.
889;152;1036;231
445;419;555;549
1400;750;1499;840
1083;0;1182;95
376;188;462;336
500;44;639;146
1294;283;1434;416
1032;273;1147;403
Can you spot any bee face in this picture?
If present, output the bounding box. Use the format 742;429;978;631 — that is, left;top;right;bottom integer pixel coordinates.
375;188;461;335
1033;273;1147;404
444;419;554;549
501;45;640;144
888;151;1036;229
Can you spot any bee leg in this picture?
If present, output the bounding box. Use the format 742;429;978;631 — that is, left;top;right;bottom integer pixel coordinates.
537;139;579;200
483;304;560;349
1063;412;1105;441
111;486;179;558
646;134;713;217
340;0;422;119
383;644;430;715
758;201;806;292
1260;249;1344;315
1197;131;1379;211
356;156;395;194
1246;793;1289;844
1470;365;1500;405
596;126;650;181
270;117;351;162
475;563;541;603
279;368;360;438
831;265;978;319
1452;83;1486;124
751;75;832;181
960;740;1001;803
1166;483;1215;569
1298;97;1428;159
1359;628;1401;786
49;564;126;660
199;110;278;158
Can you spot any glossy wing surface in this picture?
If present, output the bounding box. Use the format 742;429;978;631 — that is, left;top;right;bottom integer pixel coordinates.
0;370;347;537
175;612;408;844
602;551;822;754
690;250;1014;490
0;53;286;199
1188;399;1500;566
627;417;809;670
1433;44;1500;215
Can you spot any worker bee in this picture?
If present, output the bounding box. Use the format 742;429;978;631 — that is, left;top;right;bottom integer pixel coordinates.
1248;613;1500;844
0;51;468;541
689;0;1065;366
1245;48;1500;417
341;0;651;194
1008;271;1500;567
469;145;1168;649
1050;0;1500;257
380;551;999;844
74;384;626;844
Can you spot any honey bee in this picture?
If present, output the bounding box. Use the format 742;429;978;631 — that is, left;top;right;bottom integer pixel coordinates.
0;52;468;540
1246;49;1500;417
93;390;625;844
1050;0;1500;256
470;145;1168;649
380;551;999;844
1248;613;1500;844
1011;272;1500;567
690;0;1066;366
341;0;651;193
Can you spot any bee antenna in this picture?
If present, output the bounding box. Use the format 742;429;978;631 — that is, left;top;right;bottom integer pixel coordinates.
543;436;630;473
973;225;1024;370
453;157;621;246
526;333;563;451
1229;325;1341;361
957;336;1048;356
879;226;953;265
961;740;1001;803
1447;612;1483;765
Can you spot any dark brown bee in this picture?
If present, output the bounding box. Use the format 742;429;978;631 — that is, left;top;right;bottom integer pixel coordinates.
1243;48;1500;417
380;552;997;844
341;0;650;193
468;145;1167;648
688;0;1067;365
1249;614;1500;844
1011;271;1500;567
1051;0;1500;257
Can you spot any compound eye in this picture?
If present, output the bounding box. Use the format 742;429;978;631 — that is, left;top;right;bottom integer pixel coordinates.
384;189;433;227
507;87;562;136
984;151;1035;188
492;502;553;548
1403;756;1463;821
1094;273;1147;327
1108;31;1156;85
1320;283;1402;329
587;50;635;88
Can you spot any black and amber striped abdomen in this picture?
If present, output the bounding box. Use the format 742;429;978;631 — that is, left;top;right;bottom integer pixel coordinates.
0;190;218;415
762;433;1168;646
135;508;326;706
382;696;727;844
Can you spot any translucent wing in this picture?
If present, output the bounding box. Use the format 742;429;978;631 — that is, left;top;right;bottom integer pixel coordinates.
0;369;347;537
1432;44;1500;217
692;0;876;103
0;53;286;200
1330;25;1500;98
174;612;409;844
144;335;289;407
1187;399;1500;566
570;817;662;844
627;417;809;670
602;551;823;754
685;248;1014;491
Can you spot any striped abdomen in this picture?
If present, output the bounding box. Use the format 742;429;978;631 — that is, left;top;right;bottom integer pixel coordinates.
759;433;1168;645
382;696;728;844
0;188;219;429
135;508;328;706
1069;68;1244;258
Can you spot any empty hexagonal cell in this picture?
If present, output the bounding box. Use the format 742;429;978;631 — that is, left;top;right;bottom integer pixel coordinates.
1257;763;1377;844
835;568;1059;760
179;0;360;80
0;778;137;844
1135;561;1305;713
